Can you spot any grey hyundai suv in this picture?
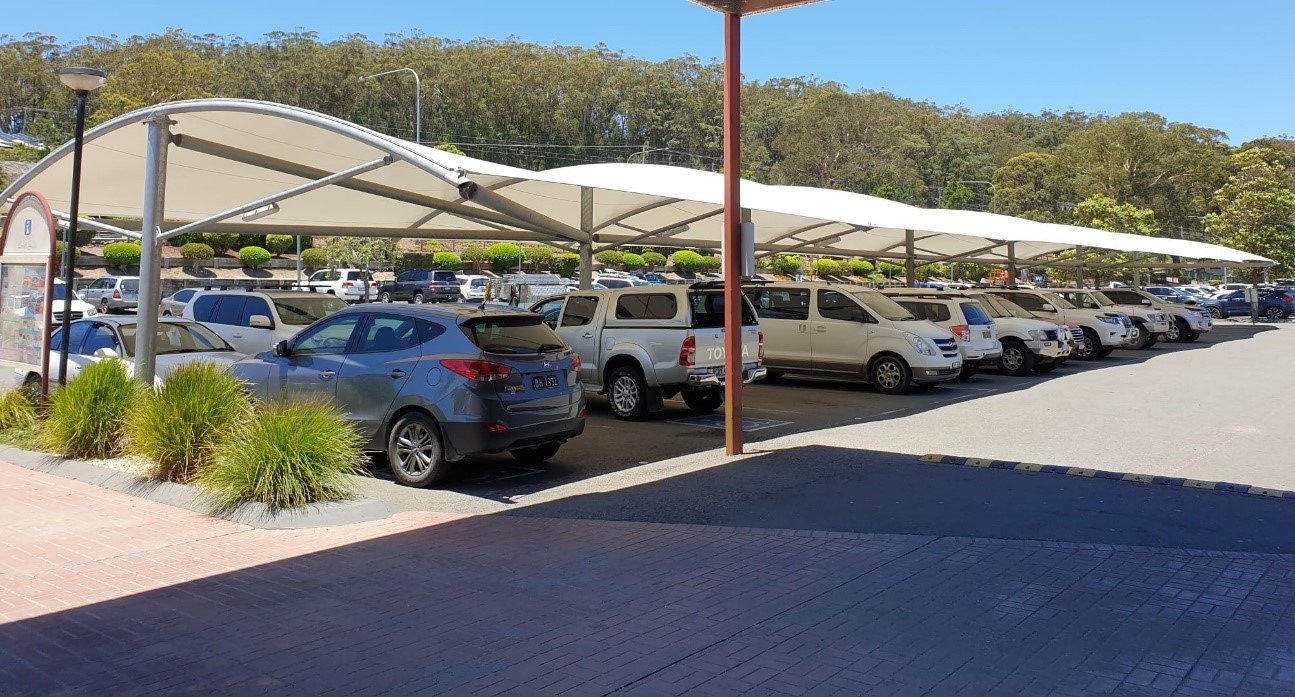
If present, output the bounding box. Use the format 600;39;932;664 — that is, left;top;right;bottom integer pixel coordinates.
231;304;586;487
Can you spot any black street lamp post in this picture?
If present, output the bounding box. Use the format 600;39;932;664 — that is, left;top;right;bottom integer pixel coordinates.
56;67;107;386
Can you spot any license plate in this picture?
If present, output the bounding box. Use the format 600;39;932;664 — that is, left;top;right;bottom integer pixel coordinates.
531;374;559;390
981;331;991;339
713;368;725;379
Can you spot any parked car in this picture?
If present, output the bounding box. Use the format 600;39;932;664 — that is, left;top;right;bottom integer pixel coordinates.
904;289;1073;376
160;288;199;317
883;290;1001;378
292;268;379;302
630;272;668;285
377;268;460;304
15;316;242;388
984;288;1131;360
1196;288;1295;320
530;283;765;419
79;276;139;314
1102;288;1212;342
969;291;1085;362
231;304;585;487
457;274;491;301
183;289;350;354
1213;283;1249;296
1142;286;1194;302
1049;288;1172;350
46;279;98;325
595;277;653;289
742;283;961;394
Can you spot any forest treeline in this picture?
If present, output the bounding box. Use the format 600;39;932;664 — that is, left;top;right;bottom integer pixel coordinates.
2;30;1293;268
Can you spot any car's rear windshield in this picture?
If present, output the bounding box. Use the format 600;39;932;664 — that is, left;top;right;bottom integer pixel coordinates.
688;291;759;328
120;279;139;292
461;315;566;354
273;295;350;325
960;301;992;326
848;289;917;321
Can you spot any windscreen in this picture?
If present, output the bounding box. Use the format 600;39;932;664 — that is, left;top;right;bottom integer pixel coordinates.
1040;292;1076;310
848;289;916;321
1090;291;1116;305
119;322;233;355
689;291;759;328
984;295;1036;319
461;315;565;354
967;293;1008;318
273;295;350;325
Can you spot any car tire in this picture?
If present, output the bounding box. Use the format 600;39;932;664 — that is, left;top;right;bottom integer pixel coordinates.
607;364;649;420
411;292;425;305
1164;317;1186;342
764;370;784;381
386;412;449;488
1265;306;1287;321
998;339;1035;377
681;389;724;414
99;298;111;315
1033;361;1059;373
869;355;912;395
1077;328;1102;360
1124;323;1151;350
1184;330;1200;342
379;290;392;303
510;442;561;464
1097;346;1115;357
1207;306;1223;319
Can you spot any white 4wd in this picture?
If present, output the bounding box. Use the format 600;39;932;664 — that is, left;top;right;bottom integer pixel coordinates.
530;284;765;420
986;289;1131;360
292;268;379;302
1052;289;1172;350
1100;288;1212;343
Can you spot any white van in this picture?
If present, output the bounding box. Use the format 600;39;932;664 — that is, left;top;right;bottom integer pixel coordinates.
742;283;961;394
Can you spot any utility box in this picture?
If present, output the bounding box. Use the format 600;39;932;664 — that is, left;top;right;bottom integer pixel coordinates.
492;273;567;306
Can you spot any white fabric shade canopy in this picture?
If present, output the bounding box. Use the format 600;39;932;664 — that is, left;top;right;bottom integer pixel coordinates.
1;98;1274;268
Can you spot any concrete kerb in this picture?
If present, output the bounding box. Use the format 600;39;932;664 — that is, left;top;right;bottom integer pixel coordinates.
920;453;1295;501
0;445;397;529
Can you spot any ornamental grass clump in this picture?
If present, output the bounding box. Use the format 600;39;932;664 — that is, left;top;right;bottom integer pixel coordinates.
128;362;250;482
197;399;367;512
0;388;37;431
38;359;142;459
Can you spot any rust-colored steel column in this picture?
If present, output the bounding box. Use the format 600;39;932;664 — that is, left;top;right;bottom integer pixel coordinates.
722;10;744;456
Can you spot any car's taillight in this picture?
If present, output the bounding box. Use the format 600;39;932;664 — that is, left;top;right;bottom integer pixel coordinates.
112;288;121;299
342;281;354;288
758;331;765;361
440;359;513;381
571;353;582;372
951;324;970;342
679;336;696;366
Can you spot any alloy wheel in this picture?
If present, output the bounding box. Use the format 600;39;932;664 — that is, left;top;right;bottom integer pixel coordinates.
1266;306;1286;321
1002;347;1024;371
611;374;640;414
875;361;902;390
393;422;436;477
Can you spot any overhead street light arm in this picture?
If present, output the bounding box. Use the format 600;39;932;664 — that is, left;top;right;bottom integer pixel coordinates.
359;67;422;145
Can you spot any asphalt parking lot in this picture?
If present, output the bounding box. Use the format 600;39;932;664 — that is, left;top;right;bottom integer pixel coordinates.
366;321;1275;498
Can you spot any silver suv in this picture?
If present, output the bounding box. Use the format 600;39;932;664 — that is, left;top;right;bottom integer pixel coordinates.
80;276;139;314
231;304;585;487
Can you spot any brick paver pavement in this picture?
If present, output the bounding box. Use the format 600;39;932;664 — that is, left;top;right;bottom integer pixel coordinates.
3;461;1295;696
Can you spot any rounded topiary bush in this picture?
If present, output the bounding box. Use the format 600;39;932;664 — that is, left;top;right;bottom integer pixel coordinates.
702;255;722;273
460;245;488;267
552;253;581;278
523;245;553;269
622;252;645;271
202;232;240;254
103;242;142;267
848;259;874;276
128;362;251;483
167;232;204;247
239;246;272;269
814;258;843;276
300;248;329;270
180;242;214;266
432;251;462;269
38;359;143;459
265;234;295;255
594;249;624;268
670;250;706;274
642;251;667;268
197;399;367;512
771;255;803;277
486;243;524;271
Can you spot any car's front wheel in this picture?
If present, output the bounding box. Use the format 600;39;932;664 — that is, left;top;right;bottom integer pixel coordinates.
869;355;912;395
681;389;723;413
607;365;648;420
998;339;1035;377
1124;324;1151;350
1207;306;1224;319
411;292;425;304
1164;317;1185;342
511;442;561;464
387;412;448;488
1076;328;1102;360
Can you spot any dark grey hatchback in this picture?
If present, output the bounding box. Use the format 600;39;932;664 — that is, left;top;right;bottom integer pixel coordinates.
231;304;586;487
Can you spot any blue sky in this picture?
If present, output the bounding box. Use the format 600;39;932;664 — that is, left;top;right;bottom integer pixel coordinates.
10;0;1291;143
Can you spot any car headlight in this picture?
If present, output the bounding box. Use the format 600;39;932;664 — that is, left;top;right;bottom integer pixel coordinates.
1027;329;1046;341
1097;315;1120;325
906;332;936;356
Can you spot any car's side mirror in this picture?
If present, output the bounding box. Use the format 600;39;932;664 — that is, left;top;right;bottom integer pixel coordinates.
93;347;118;358
1041;303;1056;312
273;340;290;357
248;314;272;329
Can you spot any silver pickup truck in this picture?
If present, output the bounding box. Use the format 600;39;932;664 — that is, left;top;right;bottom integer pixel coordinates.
530;284;765;420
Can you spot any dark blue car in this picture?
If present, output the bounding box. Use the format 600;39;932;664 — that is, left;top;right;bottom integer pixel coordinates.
1196;288;1294;320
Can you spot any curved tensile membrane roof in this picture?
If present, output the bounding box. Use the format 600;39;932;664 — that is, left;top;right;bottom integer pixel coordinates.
0;98;1274;268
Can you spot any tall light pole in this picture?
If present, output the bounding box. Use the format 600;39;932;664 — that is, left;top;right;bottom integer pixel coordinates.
359;68;422;145
56;67;107;386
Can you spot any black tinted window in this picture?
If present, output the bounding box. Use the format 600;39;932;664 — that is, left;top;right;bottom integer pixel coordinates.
355;316;421;353
213;296;246;326
960;302;992;325
81;324;120;355
462;316;564;354
191;295;220;321
562;296;598;327
689;291;758;328
615;294;678;320
817;290;866;322
745;289;809;320
432;271;457;283
1007;293;1044;311
898;301;951;323
241;297;273;327
174;289;195;303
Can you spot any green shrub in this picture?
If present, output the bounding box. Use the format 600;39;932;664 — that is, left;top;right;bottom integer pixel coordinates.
848;259;874;276
487;243;524;271
420;240;446;252
235;234;266;249
622;252;646;270
879;261;904;276
71;229;95;247
38;359;143;459
265;235;295;254
702;255;722;272
167;232;204;247
771;255;803;276
460;245;488;266
670;250;706;273
642;251;667;268
202;232;240;253
180;242;214;267
196;399;366;511
552;253;581;278
814;258;843;276
300;248;329;269
594;249;623;268
523;245;553;269
432;251;462;269
0;388;37;431
394;252;435;274
103;242;142;267
239;246;272;269
128;362;251;482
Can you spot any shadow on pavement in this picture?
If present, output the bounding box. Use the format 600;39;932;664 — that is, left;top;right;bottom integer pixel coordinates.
505;444;1295;554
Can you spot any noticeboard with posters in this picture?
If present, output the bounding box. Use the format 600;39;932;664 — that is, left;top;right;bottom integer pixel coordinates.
0;191;57;399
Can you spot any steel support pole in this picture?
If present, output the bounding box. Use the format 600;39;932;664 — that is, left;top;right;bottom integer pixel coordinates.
722;11;744;456
56;90;89;386
579;187;594;290
133;116;172;386
1006;242;1018;285
1075;246;1085;288
904;229;916;287
296;235;303;285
